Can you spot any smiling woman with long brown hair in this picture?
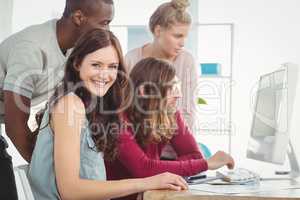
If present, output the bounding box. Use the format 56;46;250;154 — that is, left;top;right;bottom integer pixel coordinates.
28;29;188;200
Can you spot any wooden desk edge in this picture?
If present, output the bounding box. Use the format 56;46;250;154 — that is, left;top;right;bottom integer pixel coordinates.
143;190;300;200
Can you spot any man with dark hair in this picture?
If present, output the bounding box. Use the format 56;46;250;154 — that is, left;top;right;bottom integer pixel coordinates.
0;0;114;199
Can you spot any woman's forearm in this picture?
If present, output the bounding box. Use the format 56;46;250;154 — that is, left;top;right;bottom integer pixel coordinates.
58;178;147;200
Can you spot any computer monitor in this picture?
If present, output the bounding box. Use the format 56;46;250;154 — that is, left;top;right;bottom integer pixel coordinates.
247;63;300;178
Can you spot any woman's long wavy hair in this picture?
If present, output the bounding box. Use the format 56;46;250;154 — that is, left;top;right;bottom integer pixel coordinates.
47;28;128;161
126;57;178;148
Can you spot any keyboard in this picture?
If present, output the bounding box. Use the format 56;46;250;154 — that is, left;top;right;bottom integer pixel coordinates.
216;168;260;184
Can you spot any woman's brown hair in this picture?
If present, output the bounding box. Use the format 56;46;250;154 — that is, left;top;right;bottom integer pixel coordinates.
47;28;128;161
126;57;178;148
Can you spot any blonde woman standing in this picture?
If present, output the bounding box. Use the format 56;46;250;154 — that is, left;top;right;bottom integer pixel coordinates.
125;0;198;133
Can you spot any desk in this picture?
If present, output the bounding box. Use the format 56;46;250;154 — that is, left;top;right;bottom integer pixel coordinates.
144;180;300;200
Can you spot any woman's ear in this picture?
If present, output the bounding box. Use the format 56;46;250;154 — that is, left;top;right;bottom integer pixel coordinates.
73;60;81;71
153;25;161;37
71;10;86;27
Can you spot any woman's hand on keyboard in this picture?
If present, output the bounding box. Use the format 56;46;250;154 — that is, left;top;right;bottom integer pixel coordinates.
207;151;235;170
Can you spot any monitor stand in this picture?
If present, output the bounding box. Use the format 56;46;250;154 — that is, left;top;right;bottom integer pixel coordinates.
275;141;300;177
263;141;300;181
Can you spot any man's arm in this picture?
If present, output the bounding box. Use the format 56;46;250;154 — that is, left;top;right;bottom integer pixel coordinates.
4;91;34;162
3;41;43;163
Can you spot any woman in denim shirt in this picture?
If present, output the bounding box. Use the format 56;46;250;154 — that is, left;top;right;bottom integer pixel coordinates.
29;29;187;200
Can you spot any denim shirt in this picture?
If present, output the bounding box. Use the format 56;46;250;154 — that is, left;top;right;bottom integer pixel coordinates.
28;103;106;200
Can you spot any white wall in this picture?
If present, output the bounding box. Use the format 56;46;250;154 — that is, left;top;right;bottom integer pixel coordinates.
0;0;13;42
11;0;64;33
197;0;300;173
112;0;168;25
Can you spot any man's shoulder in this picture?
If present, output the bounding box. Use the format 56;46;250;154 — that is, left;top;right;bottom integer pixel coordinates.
1;19;57;49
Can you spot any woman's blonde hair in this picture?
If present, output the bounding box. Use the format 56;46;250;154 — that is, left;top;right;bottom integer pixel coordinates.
149;0;191;33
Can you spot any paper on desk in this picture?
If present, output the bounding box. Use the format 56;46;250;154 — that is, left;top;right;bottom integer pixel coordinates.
189;181;300;194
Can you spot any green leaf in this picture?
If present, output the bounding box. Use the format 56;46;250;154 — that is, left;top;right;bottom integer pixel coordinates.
197;97;207;105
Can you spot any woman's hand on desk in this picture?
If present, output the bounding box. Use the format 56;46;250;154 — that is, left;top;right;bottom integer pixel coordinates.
142;172;188;191
207;151;235;170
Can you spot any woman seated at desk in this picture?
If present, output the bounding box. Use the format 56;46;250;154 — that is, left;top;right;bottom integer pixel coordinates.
28;29;188;200
105;58;235;200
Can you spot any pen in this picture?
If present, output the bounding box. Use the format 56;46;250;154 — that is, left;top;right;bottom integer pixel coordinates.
188;176;221;185
189;174;207;180
186;174;207;181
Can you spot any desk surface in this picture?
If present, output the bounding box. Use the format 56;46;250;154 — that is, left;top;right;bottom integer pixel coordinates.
144;180;300;200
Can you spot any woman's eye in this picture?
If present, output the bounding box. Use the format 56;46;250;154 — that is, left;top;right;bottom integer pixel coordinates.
100;20;110;26
109;65;118;69
92;63;100;67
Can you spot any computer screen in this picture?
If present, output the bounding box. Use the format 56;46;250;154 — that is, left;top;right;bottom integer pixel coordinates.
247;63;300;176
252;69;286;136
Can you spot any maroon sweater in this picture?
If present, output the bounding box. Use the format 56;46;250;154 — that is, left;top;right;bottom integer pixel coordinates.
105;112;208;200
